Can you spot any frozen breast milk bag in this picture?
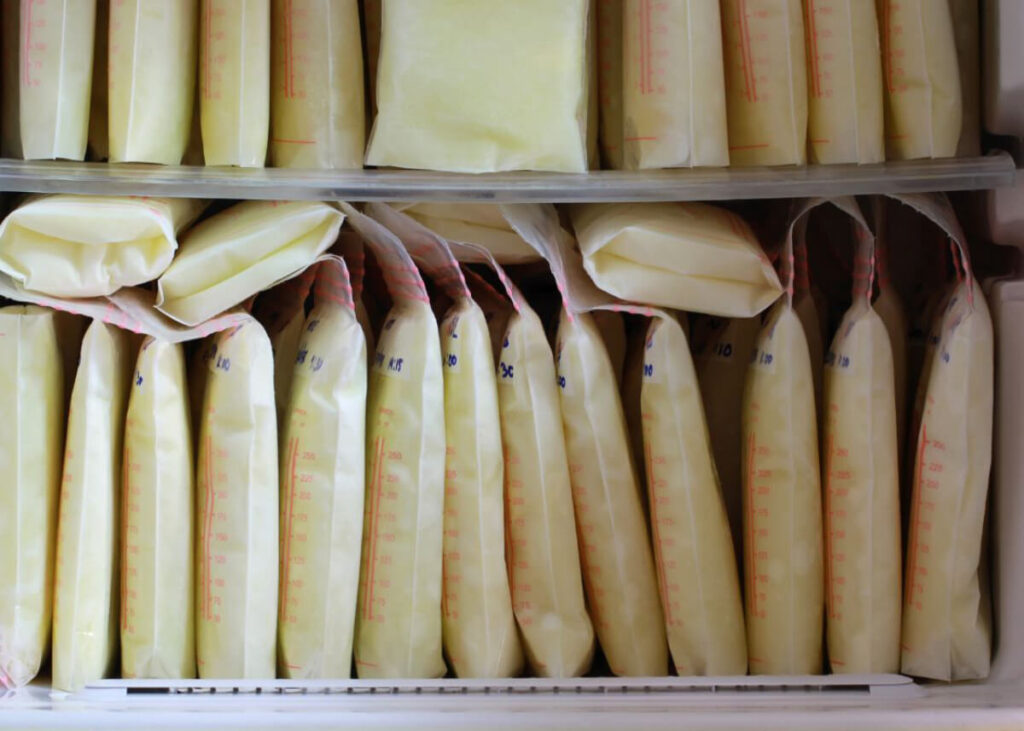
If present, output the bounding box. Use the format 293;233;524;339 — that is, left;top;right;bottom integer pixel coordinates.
195;318;278;678
278;258;367;679
821;204;901;674
878;0;961;159
570;202;783;317
503;203;667;676
596;0;623;169
803;0;884;164
19;0;96;160
401;204;542;265
900;196;994;682
200;0;270;167
369;204;521;678
0;307;64;688
721;0;807;166
621;0;729;169
120;338;195;679
2;6;22;158
641;313;747;675
0;196;203;297
949;0;980;157
270;0;364;169
365;0;591;173
450;240;594;678
342;206;445;679
108;0;197;164
52;321;134;692
157;201;344;326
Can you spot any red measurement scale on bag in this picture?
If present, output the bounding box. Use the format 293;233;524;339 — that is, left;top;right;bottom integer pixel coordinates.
904;416;942;630
744;405;773;669
20;0;50;91
196;428;231;645
278;430;313;631
822;416;851;661
643;422;682;633
629;0;669;98
120;439;142;642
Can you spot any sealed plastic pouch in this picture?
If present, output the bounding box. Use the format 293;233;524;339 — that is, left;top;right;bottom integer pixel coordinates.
401;204;542;265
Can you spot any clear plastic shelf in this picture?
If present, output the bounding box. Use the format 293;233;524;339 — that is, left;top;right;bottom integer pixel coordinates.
0;152;1014;202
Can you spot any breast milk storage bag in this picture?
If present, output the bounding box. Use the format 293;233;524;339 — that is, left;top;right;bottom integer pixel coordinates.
899;194;994;682
803;0;884;164
0;307;64;688
200;0;270;167
120;338;195;679
370;204;521;679
620;0;729;169
3;6;22;159
108;0;197;164
720;0;807;166
278;259;367;679
878;0;962;159
195;318;278;679
52;321;134;692
366;0;591;173
402;204;542;265
270;0;365;169
342;205;446;679
19;0;96;160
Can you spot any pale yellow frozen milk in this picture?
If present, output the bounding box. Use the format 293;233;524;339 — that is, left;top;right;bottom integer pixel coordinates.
402;204;542;265
803;0;884;164
268;308;304;431
556;309;668;676
902;279;993;681
438;300;522;678
497;301;594;677
19;0;96;160
721;0;807;166
120;338;195;679
270;0;365;169
366;0;591;173
874;280;908;463
195;319;278;679
200;0;270;167
822;302;901;673
108;0;197;164
794;289;824;415
0;307;64;688
52;321;134;692
596;0;623;168
570;202;783;317
278;267;367;679
2;5;22;158
641;314;746;675
742;302;824;675
878;0;962;159
622;0;729;168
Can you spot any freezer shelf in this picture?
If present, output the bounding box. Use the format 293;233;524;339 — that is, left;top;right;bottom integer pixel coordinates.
0;153;1014;202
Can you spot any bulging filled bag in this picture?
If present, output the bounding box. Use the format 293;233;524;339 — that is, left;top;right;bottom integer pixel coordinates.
570;202;782;317
641;312;747;675
195;317;278;678
343;205;446;679
621;0;728;169
821;202;901;674
0;307;64;688
401;204;542;265
108;0;197;164
504;203;667;677
157;201;345;326
52;320;135;692
803;0;884;164
0;196;204;297
720;0;807;166
451;240;594;678
278;258;367;679
200;0;270;167
120;338;195;679
19;0;96;160
365;0;592;173
269;0;365;169
370;204;521;678
878;0;962;159
899;194;994;682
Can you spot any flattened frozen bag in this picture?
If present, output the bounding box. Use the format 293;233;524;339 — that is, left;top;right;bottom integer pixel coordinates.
52;321;135;692
899;194;994;681
0;307;64;688
504;204;667;677
342;204;446;679
157;201;344;326
278;258;367;679
0;196;204;297
570;202;782;317
402;204;542;265
121;338;195;679
370;203;521;679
